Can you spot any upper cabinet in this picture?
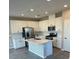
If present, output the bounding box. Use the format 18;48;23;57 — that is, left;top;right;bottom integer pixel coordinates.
55;17;63;32
10;20;39;33
39;20;49;31
48;15;55;26
38;15;56;31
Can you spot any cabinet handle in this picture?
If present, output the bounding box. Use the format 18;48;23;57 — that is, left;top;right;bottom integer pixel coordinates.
64;37;67;39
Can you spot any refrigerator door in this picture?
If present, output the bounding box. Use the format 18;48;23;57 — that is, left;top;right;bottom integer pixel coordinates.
22;27;34;39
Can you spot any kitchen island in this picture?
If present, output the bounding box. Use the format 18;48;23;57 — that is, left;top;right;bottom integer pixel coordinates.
25;38;53;58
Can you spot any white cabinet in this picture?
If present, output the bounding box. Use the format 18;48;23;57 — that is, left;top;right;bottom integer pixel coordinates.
10;20;39;33
39;20;49;31
53;38;57;47
12;33;25;49
9;36;13;49
46;36;61;48
13;38;25;49
55;17;63;49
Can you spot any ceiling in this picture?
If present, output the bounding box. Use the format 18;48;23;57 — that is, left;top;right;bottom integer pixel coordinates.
9;0;70;18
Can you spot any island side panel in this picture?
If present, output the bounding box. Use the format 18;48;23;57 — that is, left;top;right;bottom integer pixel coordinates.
44;41;53;57
28;42;44;58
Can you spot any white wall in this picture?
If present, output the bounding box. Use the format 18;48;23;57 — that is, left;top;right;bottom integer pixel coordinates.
10;20;39;33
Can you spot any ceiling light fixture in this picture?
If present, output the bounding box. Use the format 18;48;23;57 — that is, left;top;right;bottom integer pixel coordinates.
45;11;48;14
64;5;67;7
21;13;24;16
35;15;38;18
30;9;34;12
46;0;51;2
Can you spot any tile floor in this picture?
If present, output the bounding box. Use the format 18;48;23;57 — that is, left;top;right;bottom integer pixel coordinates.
9;47;70;59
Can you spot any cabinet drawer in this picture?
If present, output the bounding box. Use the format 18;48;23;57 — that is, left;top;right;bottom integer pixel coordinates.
13;38;25;49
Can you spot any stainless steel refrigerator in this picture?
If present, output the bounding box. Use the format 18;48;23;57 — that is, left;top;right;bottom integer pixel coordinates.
22;27;34;39
22;27;34;48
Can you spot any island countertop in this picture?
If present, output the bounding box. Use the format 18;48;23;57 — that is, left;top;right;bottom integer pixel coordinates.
24;38;55;45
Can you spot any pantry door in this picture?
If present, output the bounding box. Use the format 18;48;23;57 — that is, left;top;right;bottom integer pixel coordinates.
63;19;70;52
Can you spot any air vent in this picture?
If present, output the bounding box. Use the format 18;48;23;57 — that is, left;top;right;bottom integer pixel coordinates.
55;11;62;18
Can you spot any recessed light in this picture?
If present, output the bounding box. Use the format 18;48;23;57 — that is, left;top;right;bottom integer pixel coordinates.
30;9;34;12
35;15;38;18
21;13;24;16
45;11;48;14
46;0;51;2
64;5;67;7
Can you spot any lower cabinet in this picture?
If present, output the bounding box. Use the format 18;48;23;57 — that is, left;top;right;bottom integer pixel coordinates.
13;38;25;49
53;37;62;49
53;39;57;47
9;37;13;49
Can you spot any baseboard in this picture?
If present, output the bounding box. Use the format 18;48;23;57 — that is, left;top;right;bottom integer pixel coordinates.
61;49;70;53
53;46;61;50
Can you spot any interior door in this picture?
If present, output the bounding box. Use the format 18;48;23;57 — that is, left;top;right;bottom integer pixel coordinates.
63;19;70;52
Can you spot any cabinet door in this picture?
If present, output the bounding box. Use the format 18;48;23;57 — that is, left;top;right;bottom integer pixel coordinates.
9;37;13;49
53;39;57;47
13;38;25;49
63;19;70;52
39;20;49;31
17;39;25;48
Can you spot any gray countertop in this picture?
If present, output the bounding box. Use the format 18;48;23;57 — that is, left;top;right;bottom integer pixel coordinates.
11;32;23;39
